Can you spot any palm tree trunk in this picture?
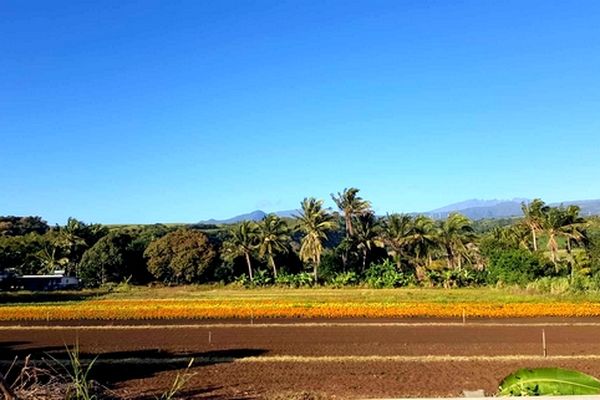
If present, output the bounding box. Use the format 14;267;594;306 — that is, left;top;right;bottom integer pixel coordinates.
245;252;254;281
362;249;367;272
548;234;559;272
269;254;278;278
532;229;538;251
314;254;320;282
346;215;353;237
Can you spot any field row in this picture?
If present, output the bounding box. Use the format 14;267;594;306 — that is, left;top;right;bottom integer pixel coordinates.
3;299;600;320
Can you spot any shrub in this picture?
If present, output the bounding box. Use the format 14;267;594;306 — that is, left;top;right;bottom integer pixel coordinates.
364;260;414;288
275;272;314;288
423;269;444;287
526;276;572;294
486;249;551;286
328;271;359;288
316;249;345;282
254;269;274;286
144;229;216;284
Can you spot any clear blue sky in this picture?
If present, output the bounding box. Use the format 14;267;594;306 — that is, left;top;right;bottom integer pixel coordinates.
2;1;600;224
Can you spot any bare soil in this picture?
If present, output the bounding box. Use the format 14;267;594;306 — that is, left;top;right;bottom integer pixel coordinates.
3;318;600;399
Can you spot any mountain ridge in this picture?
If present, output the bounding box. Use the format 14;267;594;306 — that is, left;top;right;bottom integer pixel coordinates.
200;198;600;224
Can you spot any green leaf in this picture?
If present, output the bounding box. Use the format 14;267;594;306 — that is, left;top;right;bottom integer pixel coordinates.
499;367;600;396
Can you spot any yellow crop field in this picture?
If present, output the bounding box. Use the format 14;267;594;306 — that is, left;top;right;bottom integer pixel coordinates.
2;299;600;321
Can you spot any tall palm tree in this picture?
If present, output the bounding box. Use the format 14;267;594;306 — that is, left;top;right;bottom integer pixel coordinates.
353;212;383;272
257;214;290;278
561;205;587;253
331;188;371;237
521;199;548;251
295;197;336;281
43;220;88;275
543;205;587;271
222;221;259;281
406;215;438;267
543;207;566;269
381;214;414;270
437;213;476;269
561;205;588;280
506;224;532;250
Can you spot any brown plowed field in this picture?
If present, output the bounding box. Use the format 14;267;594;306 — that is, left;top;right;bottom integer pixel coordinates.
3;318;600;399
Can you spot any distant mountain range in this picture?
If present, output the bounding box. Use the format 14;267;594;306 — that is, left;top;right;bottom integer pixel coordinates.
202;209;300;225
421;199;529;220
200;199;600;225
422;199;600;220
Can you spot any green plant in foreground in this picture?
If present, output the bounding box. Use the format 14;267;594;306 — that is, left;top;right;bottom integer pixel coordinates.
159;358;195;400
499;367;600;396
47;341;98;400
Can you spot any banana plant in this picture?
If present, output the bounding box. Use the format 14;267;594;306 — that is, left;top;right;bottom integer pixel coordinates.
499;368;600;396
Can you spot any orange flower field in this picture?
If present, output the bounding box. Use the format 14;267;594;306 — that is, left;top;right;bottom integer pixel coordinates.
1;299;600;321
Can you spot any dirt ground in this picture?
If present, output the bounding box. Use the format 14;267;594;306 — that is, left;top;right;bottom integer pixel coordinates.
3;318;600;399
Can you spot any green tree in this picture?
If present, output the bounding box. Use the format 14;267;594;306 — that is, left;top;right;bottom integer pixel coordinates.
222;221;259;281
257;214;290;278
0;233;49;274
331;188;371;238
437;213;476;269
0;216;49;236
144;229;216;284
295;197;336;281
521;199;549;251
78;232;142;287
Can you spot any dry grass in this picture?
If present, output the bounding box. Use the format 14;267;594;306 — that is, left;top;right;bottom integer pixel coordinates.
0;355;113;400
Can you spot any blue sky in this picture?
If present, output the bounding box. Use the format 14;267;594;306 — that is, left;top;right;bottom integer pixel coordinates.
2;1;600;224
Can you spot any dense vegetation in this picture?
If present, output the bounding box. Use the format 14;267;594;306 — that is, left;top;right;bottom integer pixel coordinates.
1;188;599;291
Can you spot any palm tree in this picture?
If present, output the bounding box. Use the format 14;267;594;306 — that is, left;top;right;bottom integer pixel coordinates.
437;213;476;269
521;199;548;251
222;221;259;281
36;245;69;274
353;212;383;272
381;214;414;271
331;188;371;237
543;207;566;269
562;205;587;253
406;215;438;267
543;205;587;271
506;224;532;250
295;197;336;281
256;214;290;278
561;205;588;280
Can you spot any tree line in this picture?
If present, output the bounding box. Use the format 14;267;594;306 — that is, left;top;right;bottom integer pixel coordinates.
1;189;599;290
